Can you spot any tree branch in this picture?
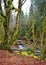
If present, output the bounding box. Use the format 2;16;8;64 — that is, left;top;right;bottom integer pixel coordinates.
9;0;22;45
21;0;26;6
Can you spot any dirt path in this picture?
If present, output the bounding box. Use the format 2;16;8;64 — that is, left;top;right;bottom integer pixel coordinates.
0;50;46;65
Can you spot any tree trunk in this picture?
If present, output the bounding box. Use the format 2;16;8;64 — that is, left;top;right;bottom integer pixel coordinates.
1;16;9;49
40;32;43;59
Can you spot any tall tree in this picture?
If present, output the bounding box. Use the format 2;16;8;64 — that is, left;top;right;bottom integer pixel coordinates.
0;0;26;50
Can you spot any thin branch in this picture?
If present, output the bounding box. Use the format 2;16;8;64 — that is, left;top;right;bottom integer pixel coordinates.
22;0;26;5
11;3;19;12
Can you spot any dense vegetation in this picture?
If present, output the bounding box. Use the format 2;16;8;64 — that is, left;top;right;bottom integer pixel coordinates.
18;0;46;59
0;0;46;60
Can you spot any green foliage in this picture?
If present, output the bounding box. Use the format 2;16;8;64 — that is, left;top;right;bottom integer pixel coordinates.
25;48;33;55
19;27;25;37
42;16;46;32
18;11;25;37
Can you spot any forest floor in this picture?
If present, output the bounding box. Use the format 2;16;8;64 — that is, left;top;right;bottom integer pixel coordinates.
0;50;46;65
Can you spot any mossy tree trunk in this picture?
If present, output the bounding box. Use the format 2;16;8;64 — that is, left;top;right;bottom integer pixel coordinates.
0;0;26;50
40;16;46;59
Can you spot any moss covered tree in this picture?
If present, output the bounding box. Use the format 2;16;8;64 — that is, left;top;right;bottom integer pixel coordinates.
0;0;26;50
